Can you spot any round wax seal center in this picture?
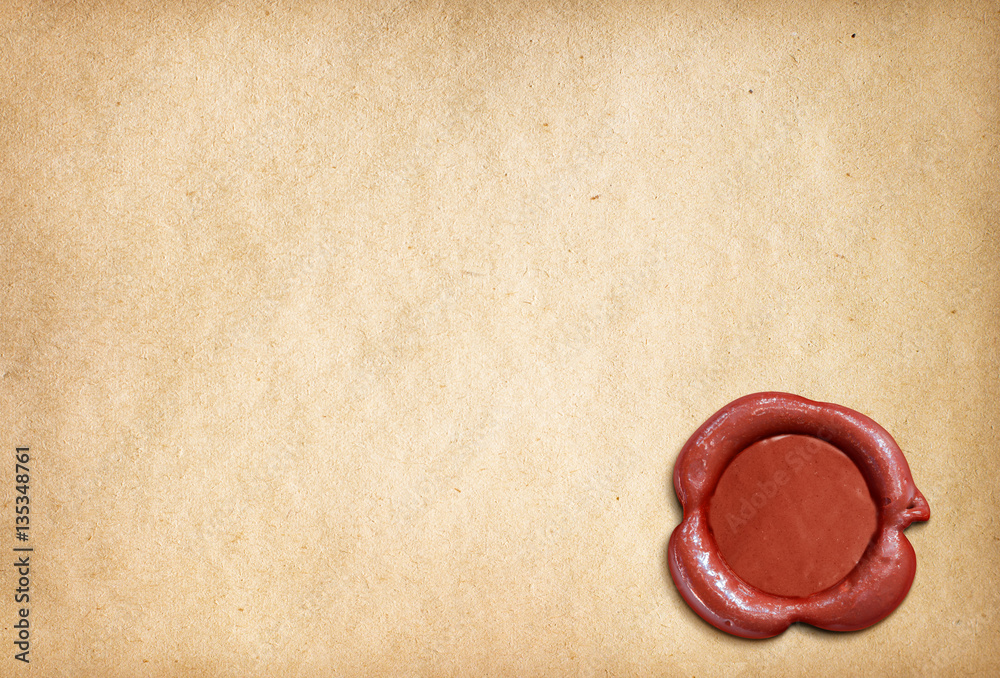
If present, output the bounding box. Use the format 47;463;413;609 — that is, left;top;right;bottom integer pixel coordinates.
708;435;877;598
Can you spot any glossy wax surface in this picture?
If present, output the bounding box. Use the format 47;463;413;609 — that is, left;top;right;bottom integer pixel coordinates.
708;435;877;598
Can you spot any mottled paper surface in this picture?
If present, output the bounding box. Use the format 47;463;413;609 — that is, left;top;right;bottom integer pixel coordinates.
2;1;997;675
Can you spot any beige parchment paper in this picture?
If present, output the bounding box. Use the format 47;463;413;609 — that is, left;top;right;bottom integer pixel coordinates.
2;1;998;675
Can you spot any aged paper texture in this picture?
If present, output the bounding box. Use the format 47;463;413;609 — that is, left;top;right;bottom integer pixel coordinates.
2;0;998;675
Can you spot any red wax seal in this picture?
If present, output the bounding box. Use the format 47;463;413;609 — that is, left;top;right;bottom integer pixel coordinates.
668;392;929;638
